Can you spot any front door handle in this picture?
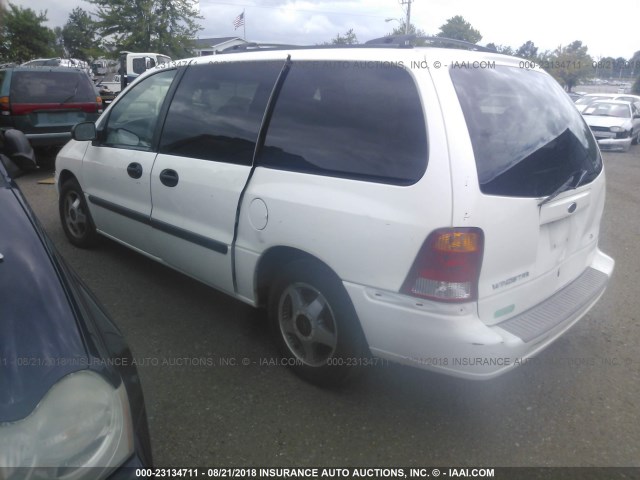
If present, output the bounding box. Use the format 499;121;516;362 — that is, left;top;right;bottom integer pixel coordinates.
127;162;143;179
159;169;179;187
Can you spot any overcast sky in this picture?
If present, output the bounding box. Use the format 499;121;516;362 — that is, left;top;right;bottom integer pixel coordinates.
10;0;640;59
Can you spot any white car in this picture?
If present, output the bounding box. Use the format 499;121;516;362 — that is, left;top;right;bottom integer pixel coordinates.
96;75;122;93
55;38;614;386
582;100;640;151
574;92;640;112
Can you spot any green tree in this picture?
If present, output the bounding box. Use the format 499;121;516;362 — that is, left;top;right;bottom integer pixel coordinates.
88;0;202;58
62;8;100;61
0;1;6;60
594;56;616;79
52;26;66;57
515;40;538;61
614;56;628;78
546;41;593;92
0;3;55;63
388;20;426;37
331;28;358;45
631;51;640;72
486;43;513;55
437;15;482;44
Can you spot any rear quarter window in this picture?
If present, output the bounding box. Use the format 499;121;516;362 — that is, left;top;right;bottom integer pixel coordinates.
259;61;428;185
10;71;96;104
450;65;602;197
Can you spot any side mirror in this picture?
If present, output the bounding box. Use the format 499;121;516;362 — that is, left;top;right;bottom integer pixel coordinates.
72;122;97;141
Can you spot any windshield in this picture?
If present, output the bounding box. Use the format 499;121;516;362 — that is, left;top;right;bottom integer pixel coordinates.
450;65;602;197
583;102;631;118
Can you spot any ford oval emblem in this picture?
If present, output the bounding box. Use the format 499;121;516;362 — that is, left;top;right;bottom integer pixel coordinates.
568;202;577;213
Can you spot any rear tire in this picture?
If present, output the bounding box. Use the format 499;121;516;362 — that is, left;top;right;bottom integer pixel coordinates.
268;259;367;387
59;178;98;248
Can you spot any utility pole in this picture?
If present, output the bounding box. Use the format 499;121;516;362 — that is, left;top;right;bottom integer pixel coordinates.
400;0;412;34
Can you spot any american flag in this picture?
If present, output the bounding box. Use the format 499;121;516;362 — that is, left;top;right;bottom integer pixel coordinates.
233;12;245;29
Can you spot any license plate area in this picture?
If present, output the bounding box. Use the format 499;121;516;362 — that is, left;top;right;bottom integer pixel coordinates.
33;111;86;127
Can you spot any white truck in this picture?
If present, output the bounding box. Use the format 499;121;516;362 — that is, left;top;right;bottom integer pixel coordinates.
118;51;172;91
95;52;172;104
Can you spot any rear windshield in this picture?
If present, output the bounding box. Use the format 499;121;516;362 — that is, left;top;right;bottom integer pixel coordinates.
10;71;96;104
450;65;602;197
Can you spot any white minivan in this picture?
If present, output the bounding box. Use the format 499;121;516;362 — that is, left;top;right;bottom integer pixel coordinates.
56;37;614;386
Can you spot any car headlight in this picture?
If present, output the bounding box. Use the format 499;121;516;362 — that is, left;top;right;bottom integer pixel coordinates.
0;370;134;479
609;126;625;133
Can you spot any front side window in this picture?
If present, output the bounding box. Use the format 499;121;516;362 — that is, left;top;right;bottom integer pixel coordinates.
103;69;177;149
159;61;283;165
258;61;427;185
450;65;602;197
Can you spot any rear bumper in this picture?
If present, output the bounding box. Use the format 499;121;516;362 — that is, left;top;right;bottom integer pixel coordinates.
346;249;614;380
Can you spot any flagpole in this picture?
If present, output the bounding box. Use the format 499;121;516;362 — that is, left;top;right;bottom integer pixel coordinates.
243;9;246;40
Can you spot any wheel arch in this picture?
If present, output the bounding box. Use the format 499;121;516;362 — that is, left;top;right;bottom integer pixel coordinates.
254;246;341;309
57;168;78;191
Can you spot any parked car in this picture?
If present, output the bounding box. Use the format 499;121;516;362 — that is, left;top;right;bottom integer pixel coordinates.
96;75;123;105
582;100;640;151
0;66;102;148
0;129;152;474
574;92;640;112
56;37;614;386
21;57;91;75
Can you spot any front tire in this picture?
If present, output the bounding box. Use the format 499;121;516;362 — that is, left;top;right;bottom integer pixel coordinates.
59;178;98;248
268;260;367;387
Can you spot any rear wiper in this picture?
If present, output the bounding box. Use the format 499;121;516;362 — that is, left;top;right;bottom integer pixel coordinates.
58;80;80;105
538;169;588;207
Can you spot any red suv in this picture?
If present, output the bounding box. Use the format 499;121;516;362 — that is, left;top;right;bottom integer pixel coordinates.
0;66;102;147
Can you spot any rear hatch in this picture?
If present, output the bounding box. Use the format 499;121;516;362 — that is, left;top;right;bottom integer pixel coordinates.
448;62;606;326
7;69;100;134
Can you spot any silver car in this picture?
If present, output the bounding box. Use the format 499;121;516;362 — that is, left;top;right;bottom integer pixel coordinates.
582;100;640;151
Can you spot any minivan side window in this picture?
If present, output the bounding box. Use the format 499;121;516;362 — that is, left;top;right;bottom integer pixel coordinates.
159;61;283;165
258;61;428;185
103;69;177;149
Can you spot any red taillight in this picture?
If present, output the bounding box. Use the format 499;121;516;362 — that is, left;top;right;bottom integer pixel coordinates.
0;96;10;115
401;228;484;302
